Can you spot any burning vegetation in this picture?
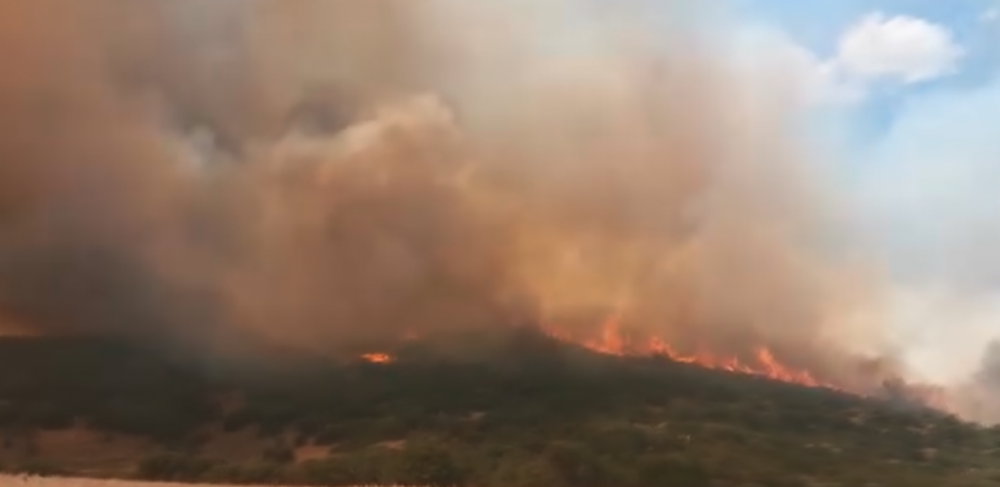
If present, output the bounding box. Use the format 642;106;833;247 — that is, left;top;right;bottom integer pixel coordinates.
545;318;835;390
361;353;395;364
0;0;986;419
2;2;1000;486
0;333;996;487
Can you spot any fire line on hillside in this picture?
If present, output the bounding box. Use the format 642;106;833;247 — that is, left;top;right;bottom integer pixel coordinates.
361;352;395;364
543;318;842;391
356;318;842;391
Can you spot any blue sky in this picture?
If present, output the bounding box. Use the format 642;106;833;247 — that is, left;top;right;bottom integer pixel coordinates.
730;0;999;139
720;0;1000;381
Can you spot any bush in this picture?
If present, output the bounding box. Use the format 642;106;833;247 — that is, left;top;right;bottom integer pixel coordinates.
202;461;286;484
135;453;215;482
263;442;294;463
488;454;566;487
632;453;712;487
542;442;608;487
2;335;1000;487
9;459;66;477
383;444;468;486
292;458;372;486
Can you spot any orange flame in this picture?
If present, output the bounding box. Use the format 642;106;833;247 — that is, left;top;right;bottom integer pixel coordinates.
361;352;394;364
546;317;838;390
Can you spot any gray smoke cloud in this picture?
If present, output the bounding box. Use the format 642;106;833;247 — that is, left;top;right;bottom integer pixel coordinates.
0;0;911;392
939;340;1000;423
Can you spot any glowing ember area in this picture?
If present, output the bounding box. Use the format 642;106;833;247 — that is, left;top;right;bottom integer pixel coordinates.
546;318;838;390
360;353;394;364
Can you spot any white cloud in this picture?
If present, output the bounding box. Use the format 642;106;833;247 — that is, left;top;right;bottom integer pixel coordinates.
730;25;864;107
779;40;865;106
981;7;1000;24
835;12;964;83
728;12;963;108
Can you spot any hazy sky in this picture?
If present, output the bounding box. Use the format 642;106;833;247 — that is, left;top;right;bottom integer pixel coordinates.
717;0;1000;382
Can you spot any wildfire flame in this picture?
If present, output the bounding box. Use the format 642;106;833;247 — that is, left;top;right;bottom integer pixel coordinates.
361;353;394;364
546;317;839;390
355;318;838;390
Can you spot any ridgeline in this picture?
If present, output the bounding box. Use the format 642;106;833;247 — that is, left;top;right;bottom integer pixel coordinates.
0;330;997;487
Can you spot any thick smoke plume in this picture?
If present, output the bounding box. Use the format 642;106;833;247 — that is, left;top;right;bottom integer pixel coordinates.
942;340;1000;423
0;1;899;389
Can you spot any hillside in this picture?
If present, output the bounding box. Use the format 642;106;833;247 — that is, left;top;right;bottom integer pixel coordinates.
0;330;998;487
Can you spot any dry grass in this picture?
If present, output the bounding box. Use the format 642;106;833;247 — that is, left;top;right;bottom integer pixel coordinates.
0;475;409;487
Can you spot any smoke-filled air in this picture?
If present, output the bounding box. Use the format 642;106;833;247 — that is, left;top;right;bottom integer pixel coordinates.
1;0;993;420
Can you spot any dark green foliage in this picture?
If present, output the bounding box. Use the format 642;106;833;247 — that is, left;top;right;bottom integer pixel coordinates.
262;442;294;464
0;333;999;486
382;443;466;486
0;337;214;443
136;453;215;482
5;459;66;477
487;454;566;487
202;461;284;484
293;458;371;486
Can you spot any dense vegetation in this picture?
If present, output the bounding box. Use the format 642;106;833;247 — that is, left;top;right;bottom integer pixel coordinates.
0;330;998;487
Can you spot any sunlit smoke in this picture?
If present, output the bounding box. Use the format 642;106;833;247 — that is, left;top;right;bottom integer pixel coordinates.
0;0;957;413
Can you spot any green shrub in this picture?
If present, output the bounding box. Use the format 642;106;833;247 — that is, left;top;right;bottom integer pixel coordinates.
135;452;214;482
383;444;468;486
10;459;66;477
